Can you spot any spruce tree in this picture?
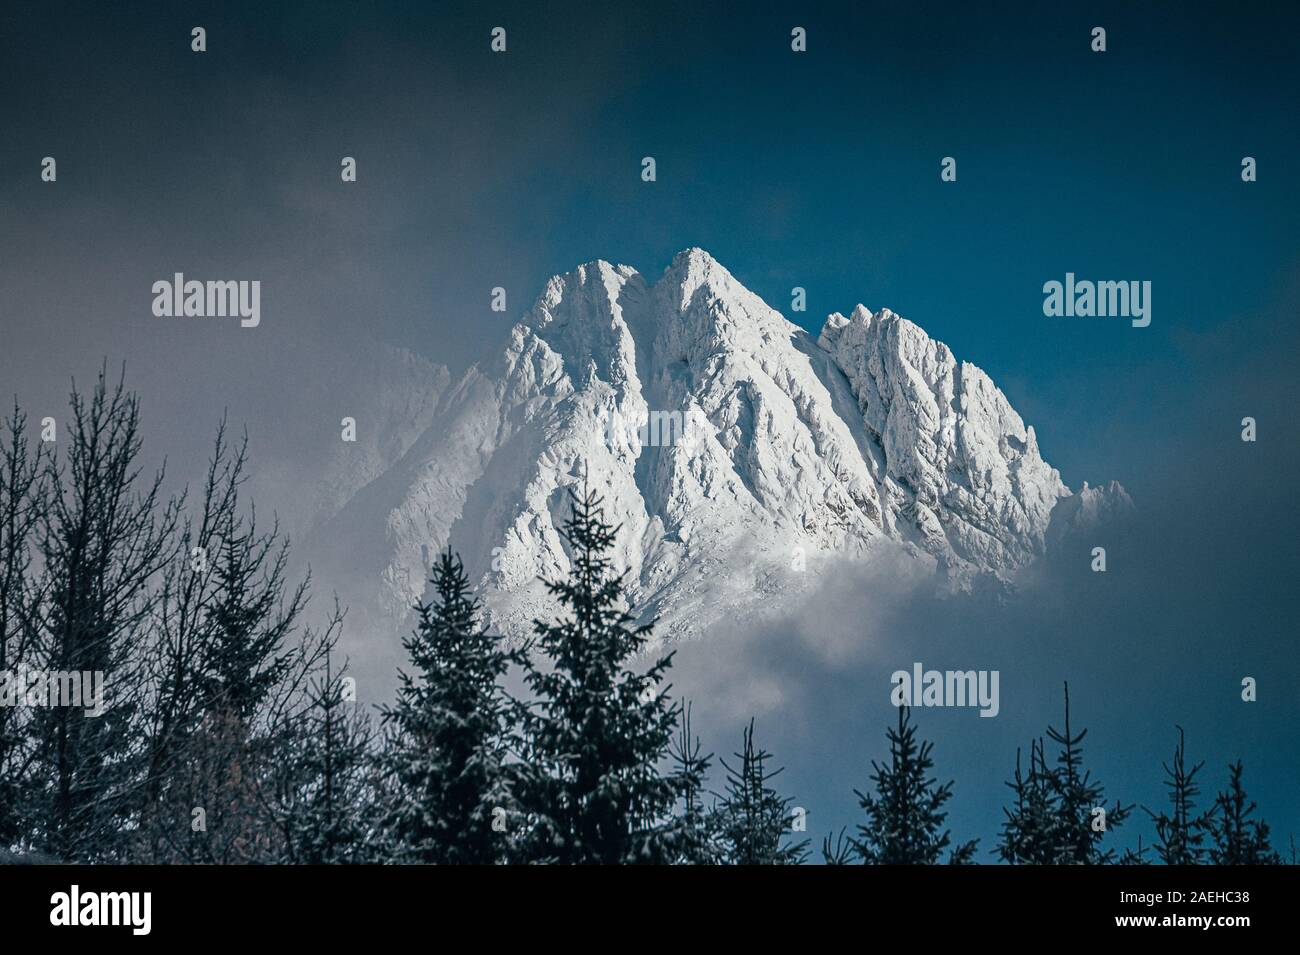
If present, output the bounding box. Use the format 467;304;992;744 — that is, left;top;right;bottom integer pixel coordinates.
999;740;1058;864
197;513;300;724
272;608;378;864
518;481;681;864
185;514;304;863
137;420;246;860
821;828;854;865
850;706;977;864
999;684;1131;864
1147;725;1209;865
1204;760;1280;865
143;439;308;863
1042;683;1131;863
380;548;520;864
1119;835;1153;865
667;703;720;863
712;719;808;865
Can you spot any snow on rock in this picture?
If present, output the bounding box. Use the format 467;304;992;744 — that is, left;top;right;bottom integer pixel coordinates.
817;304;1073;585
316;249;1132;642
1045;480;1137;550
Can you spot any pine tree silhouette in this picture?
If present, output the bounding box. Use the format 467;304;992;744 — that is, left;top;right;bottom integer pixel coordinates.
135;419;312;864
165;492;305;863
273;608;377;864
380;548;521;864
1147;725;1209;865
1205;760;1281;865
197;512;299;724
517;479;681;864
999;684;1131;864
821;827;855;865
849;706;977;864
139;420;247;861
1119;835;1152;865
999;739;1058;864
1043;683;1132;863
712;719;808;865
667;703;720;863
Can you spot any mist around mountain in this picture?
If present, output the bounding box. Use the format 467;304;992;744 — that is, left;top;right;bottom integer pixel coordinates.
307;249;1132;658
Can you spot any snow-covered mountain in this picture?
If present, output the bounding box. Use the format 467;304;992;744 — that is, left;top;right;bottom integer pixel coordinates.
312;249;1131;642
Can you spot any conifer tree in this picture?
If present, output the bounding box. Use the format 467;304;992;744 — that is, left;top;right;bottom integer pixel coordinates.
143;437;308;863
850;706;977;864
712;719;808;865
517;481;681;864
181;515;305;862
999;740;1059;864
1204;760;1280;865
1119;835;1152;865
271;607;378;864
137;420;246;860
380;548;521;864
821;828;854;865
1147;726;1209;865
667;703;720;864
999;684;1130;864
197;513;301;724
1042;683;1132;863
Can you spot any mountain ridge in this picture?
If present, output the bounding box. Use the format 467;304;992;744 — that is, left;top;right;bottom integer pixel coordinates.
310;249;1133;642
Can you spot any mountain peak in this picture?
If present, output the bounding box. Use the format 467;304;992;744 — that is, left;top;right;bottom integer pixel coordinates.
668;246;723;271
316;249;1132;642
650;248;795;348
658;247;739;304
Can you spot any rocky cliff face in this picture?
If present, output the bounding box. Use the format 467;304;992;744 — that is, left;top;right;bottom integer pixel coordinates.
313;249;1131;640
